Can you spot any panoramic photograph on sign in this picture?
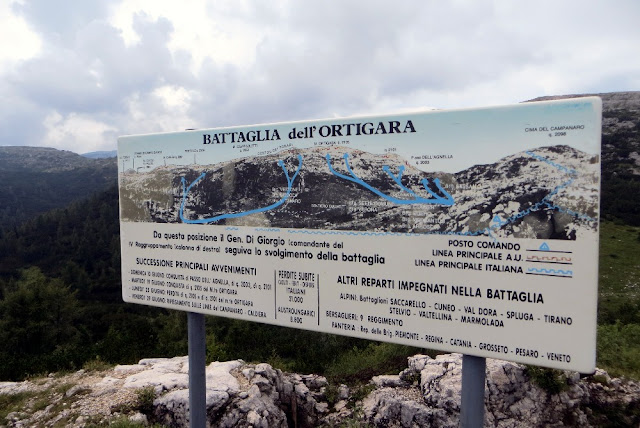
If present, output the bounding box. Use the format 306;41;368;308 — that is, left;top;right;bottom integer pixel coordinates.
118;97;601;372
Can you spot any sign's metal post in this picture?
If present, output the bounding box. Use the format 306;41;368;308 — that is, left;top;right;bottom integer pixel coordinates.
188;312;206;428
460;354;486;428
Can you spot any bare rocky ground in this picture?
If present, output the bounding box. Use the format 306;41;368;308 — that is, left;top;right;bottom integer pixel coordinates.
1;353;639;427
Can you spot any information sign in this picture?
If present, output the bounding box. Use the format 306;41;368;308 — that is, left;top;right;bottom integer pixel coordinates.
118;98;602;372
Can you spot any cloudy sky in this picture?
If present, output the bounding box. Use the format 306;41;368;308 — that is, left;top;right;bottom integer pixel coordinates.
1;0;638;154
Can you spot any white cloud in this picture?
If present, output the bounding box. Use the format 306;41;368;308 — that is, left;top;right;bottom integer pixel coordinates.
153;85;191;110
108;0;265;73
0;1;41;68
122;86;197;134
43;111;117;153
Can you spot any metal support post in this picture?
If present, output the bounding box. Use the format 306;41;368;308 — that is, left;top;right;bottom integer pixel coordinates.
188;312;206;428
461;354;486;428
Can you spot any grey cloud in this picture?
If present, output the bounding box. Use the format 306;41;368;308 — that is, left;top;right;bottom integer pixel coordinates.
1;10;195;148
12;0;111;44
13;13;186;113
0;85;46;145
187;1;528;127
2;0;640;151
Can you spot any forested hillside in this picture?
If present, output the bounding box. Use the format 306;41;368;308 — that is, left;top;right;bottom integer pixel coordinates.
0;186;392;380
0;146;117;230
0;92;638;381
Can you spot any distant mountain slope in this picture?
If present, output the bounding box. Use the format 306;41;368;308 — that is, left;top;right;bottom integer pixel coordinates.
0;146;117;229
81;150;117;159
528;91;640;225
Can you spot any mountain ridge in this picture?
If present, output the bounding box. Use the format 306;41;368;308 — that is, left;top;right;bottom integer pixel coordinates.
81;150;117;159
0;146;117;229
0;146;115;172
526;91;640;113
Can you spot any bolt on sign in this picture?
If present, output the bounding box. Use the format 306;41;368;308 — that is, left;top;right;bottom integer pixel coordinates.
118;97;602;372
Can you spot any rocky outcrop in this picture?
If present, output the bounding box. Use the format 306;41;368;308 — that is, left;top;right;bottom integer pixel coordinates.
1;353;639;427
360;354;640;427
144;359;329;427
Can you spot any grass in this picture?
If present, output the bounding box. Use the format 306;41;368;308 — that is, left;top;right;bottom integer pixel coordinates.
0;379;95;427
82;357;114;372
597;322;640;379
0;380;159;428
31;395;51;412
596;221;640;379
54;382;76;395
0;390;38;421
598;221;640;324
85;416;165;428
325;342;421;385
109;386;157;417
524;366;568;395
135;386;156;416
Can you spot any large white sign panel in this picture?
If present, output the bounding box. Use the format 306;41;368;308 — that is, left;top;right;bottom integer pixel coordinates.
118;98;601;372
